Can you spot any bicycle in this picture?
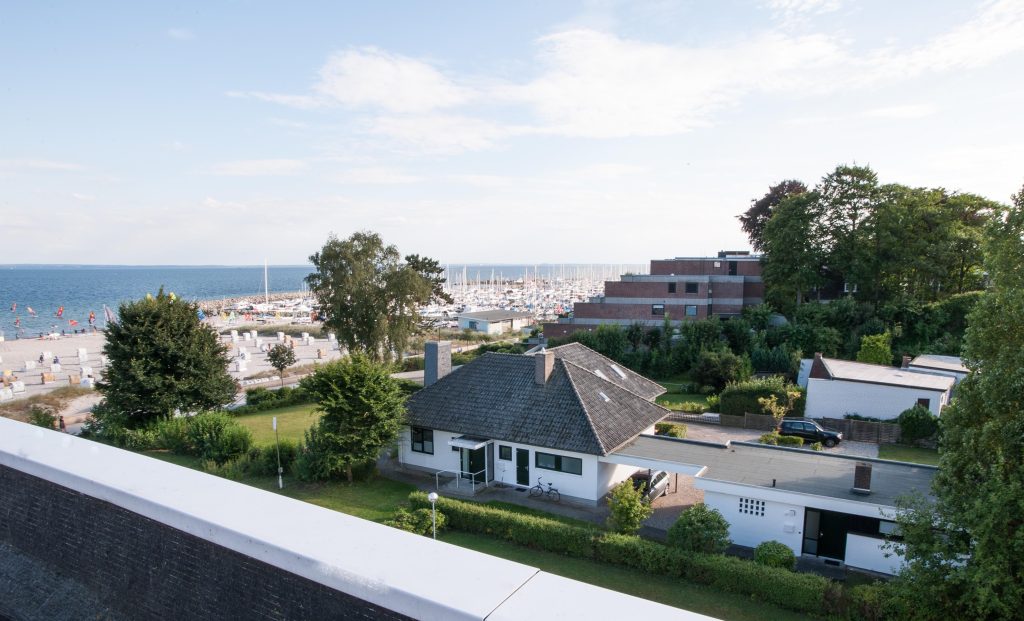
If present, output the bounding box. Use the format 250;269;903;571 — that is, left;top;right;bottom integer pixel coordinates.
528;476;560;502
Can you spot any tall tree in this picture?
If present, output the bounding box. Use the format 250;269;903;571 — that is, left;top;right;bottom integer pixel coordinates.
815;164;879;297
306;232;452;362
892;184;1024;619
98;289;235;426
738;179;808;251
297;354;407;483
761;192;824;308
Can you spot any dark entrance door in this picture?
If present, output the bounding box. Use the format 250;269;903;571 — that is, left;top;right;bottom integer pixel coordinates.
803;509;848;560
461;447;486;483
516;448;530;486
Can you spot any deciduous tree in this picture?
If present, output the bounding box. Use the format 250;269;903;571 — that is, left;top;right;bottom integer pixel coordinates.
266;343;296;386
739;179;808;251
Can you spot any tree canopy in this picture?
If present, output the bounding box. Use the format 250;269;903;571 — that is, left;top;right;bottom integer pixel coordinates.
305;231;451;362
738;179;808;252
892;184;1024;619
97;289;236;426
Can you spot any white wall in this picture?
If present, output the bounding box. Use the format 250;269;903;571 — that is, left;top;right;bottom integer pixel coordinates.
703;490;805;554
398;428;462;474
845;534;906;575
806;378;948;420
597;461;639;498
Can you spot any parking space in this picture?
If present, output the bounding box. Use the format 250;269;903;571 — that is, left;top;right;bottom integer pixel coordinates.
680;422;879;458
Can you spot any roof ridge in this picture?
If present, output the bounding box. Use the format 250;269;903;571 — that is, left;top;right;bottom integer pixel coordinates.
549;342;666;396
560;358;671;411
559;359;609;455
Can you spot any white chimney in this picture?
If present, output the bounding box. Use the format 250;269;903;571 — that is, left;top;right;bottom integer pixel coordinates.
424;341;452;387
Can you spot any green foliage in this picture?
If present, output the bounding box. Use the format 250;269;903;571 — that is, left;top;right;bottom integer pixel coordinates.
266;344;297;383
233;386;312;414
777;435;804;447
691;349;750;392
810;442;823;451
719;376;805;417
655;422;687;438
306;232;451;362
182;412;253;465
892;185;1024;620
705;394;720;411
606;480;653;535
759;430;780;445
97;289;236;426
762;191;824;308
384;507;446;536
739;180;809;252
896;405;939;445
27;406;57;429
856;332;894;365
667;503;731;554
296;354;406;482
754;540;796;570
203;441;299;479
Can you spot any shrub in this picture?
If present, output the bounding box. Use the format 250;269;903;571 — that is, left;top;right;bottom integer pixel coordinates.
667;503;731;554
676;401;707;414
705;394;720;411
655;422;687;438
606;480;653;534
719;376;805;417
777;435;804;447
896;404;939;445
233;385;312;415
760;430;780;445
810;441;823;451
384;507;446;536
185;412;253;465
27;406;57;429
754;540;796;570
153;416;190;453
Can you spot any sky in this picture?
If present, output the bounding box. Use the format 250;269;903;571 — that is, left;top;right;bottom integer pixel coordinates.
2;0;1023;266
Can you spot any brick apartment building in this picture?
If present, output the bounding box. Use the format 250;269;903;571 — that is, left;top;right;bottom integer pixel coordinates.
544;251;763;339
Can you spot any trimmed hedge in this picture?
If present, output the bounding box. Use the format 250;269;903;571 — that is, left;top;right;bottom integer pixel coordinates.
754;540;797;570
720;376;805;417
233;386;312;415
655;422;687;438
408;492;851;617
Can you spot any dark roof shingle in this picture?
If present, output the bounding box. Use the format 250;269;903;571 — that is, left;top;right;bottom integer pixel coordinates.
548;342;666;400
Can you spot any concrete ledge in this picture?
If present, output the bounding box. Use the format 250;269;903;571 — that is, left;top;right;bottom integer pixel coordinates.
0;417;711;620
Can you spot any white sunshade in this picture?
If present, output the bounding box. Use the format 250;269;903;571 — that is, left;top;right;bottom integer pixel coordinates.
448;435;489;450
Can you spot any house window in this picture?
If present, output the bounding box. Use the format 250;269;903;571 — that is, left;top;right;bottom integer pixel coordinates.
411;427;434;454
738;497;765;517
499;445;512;461
535;452;583;475
917;398;930;409
668;282;676;294
728;261;738;276
685;282;698;294
651;304;665;316
684;305;697;317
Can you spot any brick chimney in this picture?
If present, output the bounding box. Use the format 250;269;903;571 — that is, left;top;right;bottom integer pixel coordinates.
852;462;872;495
424;341;451;387
901;355;912;369
535;350;555;385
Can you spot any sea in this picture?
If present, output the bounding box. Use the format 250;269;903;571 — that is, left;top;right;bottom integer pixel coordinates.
0;264;643;338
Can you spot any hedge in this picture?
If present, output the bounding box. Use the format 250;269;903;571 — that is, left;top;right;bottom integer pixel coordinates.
719;376;805;417
406;492;874;617
232;386;312;415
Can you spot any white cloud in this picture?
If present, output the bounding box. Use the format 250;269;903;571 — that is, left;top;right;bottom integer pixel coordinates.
167;28;194;40
226;90;323;110
209;159;307;176
863;104;937;119
332;167;422;184
0;158;84;171
71;193;95;202
314;48;472;113
365;115;515;153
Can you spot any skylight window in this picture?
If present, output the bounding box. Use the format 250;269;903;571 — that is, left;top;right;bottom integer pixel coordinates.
610;364;627;379
593;369;609;380
598;391;611;402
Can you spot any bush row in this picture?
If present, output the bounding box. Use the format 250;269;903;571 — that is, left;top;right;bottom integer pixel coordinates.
408;492;891;618
233;386;312;415
719;376;805;417
98;412;254;465
204;440;300;479
654;422;687;438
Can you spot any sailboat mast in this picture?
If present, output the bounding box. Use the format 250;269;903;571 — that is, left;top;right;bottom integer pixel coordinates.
264;259;269;305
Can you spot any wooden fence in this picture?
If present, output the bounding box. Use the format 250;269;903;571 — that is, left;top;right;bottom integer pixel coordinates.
817;418;901;444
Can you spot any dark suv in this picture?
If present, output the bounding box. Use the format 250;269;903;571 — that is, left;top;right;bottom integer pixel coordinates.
777;419;843;447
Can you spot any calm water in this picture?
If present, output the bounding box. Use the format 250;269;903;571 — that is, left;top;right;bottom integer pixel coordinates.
0;263;642;338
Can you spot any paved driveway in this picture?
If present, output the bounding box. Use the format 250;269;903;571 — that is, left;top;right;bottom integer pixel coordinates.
680;422;879;458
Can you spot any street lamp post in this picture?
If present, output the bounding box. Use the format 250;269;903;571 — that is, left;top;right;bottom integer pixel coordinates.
427;492;439;539
273;416;283;489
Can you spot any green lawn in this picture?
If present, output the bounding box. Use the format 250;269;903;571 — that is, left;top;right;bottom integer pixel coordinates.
442;531;815;621
878;444;940;466
655;392;709;408
234;404;320;444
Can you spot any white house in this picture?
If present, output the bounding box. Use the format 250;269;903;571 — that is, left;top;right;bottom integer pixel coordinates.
805;353;955;420
906;354;968;385
611;435;935;575
457;310;535;335
399;342;670;504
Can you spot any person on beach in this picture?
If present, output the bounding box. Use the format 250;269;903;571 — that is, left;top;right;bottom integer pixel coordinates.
58;416;66;432
38;353;44;364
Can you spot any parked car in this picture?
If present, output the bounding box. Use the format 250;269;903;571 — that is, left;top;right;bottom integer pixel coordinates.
777;419;843;447
630;469;669;500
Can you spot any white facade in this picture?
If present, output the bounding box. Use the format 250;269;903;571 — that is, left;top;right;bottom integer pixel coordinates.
698;478;907;575
398;426;644;503
805;377;949;420
458;315;534;335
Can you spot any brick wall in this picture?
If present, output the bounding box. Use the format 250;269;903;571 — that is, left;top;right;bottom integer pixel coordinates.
0;465;409;621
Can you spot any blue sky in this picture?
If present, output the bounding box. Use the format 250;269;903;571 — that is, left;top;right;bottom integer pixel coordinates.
2;1;1022;265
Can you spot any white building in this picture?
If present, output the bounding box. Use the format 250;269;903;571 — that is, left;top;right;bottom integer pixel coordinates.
399;342;669;503
457;310;535;335
906;354;969;385
611;435;934;575
805;354;955;420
